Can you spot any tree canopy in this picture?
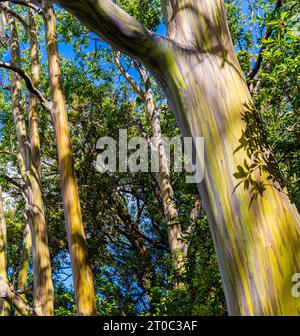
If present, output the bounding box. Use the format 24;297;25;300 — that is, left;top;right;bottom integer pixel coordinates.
0;0;299;316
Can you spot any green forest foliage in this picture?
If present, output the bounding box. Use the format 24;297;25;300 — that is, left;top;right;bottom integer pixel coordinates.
0;0;299;315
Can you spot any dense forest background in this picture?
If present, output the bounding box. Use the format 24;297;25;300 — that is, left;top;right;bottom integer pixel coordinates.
0;0;299;315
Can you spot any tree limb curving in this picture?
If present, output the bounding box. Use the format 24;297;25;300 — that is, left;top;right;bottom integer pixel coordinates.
0;61;52;112
0;276;36;316
50;0;162;67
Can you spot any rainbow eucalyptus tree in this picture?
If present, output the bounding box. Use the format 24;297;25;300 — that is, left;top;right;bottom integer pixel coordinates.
0;186;9;316
42;1;96;315
7;9;54;315
51;0;300;315
1;1;96;315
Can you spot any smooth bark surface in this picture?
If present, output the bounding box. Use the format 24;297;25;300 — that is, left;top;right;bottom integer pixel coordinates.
17;223;32;302
0;186;9;316
52;0;300;315
42;1;96;316
8;9;54;316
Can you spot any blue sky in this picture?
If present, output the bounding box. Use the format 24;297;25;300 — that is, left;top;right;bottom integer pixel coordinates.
56;0;255;61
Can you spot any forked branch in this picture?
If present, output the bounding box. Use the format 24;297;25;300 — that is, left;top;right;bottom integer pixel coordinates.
0;61;52;112
0;276;36;316
50;0;160;66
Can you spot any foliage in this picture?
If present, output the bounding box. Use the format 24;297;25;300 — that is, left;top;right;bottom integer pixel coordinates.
0;0;299;316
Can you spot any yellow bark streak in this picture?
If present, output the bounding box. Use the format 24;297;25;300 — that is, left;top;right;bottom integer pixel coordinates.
17;224;32;300
8;10;54;316
159;0;300;315
0;186;10;316
43;1;96;315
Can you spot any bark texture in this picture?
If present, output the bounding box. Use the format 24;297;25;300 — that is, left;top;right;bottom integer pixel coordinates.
0;186;10;316
8;9;54;316
42;1;96;316
52;0;300;315
17;223;32;303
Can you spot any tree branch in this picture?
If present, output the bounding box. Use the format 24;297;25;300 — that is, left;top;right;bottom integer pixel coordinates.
1;4;29;31
50;0;161;66
0;0;43;14
0;173;24;191
247;0;283;83
0;150;17;159
0;276;36;316
113;50;145;100
0;61;52;112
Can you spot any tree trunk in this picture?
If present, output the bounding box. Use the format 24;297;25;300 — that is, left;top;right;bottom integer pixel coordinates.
114;54;186;271
17;223;32;303
42;1;96;316
0;188;33;316
0;186;10;316
28;9;41;174
138;64;186;271
157;0;300;315
52;0;300;315
8;10;54;316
